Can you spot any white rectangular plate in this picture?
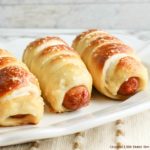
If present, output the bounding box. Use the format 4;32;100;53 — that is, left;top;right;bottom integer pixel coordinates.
0;29;150;147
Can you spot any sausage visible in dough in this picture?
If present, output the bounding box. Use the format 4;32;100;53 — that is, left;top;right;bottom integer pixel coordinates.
63;86;89;110
118;77;139;96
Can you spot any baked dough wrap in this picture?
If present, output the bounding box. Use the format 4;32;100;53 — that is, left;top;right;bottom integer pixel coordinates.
23;37;92;112
72;29;148;99
0;49;44;126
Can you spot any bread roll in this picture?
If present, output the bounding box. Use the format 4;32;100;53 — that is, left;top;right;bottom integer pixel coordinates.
23;37;92;112
72;29;148;99
0;49;44;126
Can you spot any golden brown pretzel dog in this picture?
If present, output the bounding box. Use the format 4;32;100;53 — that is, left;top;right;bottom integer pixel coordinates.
23;37;92;112
72;29;148;99
0;49;44;126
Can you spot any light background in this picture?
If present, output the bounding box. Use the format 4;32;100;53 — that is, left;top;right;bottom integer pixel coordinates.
0;0;150;29
0;1;150;150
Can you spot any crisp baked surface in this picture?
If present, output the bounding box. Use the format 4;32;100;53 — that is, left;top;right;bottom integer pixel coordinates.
0;49;44;126
72;29;148;99
23;37;92;112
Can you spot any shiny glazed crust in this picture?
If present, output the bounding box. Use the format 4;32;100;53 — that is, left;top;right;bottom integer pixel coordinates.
72;29;148;99
0;49;44;126
23;37;92;112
